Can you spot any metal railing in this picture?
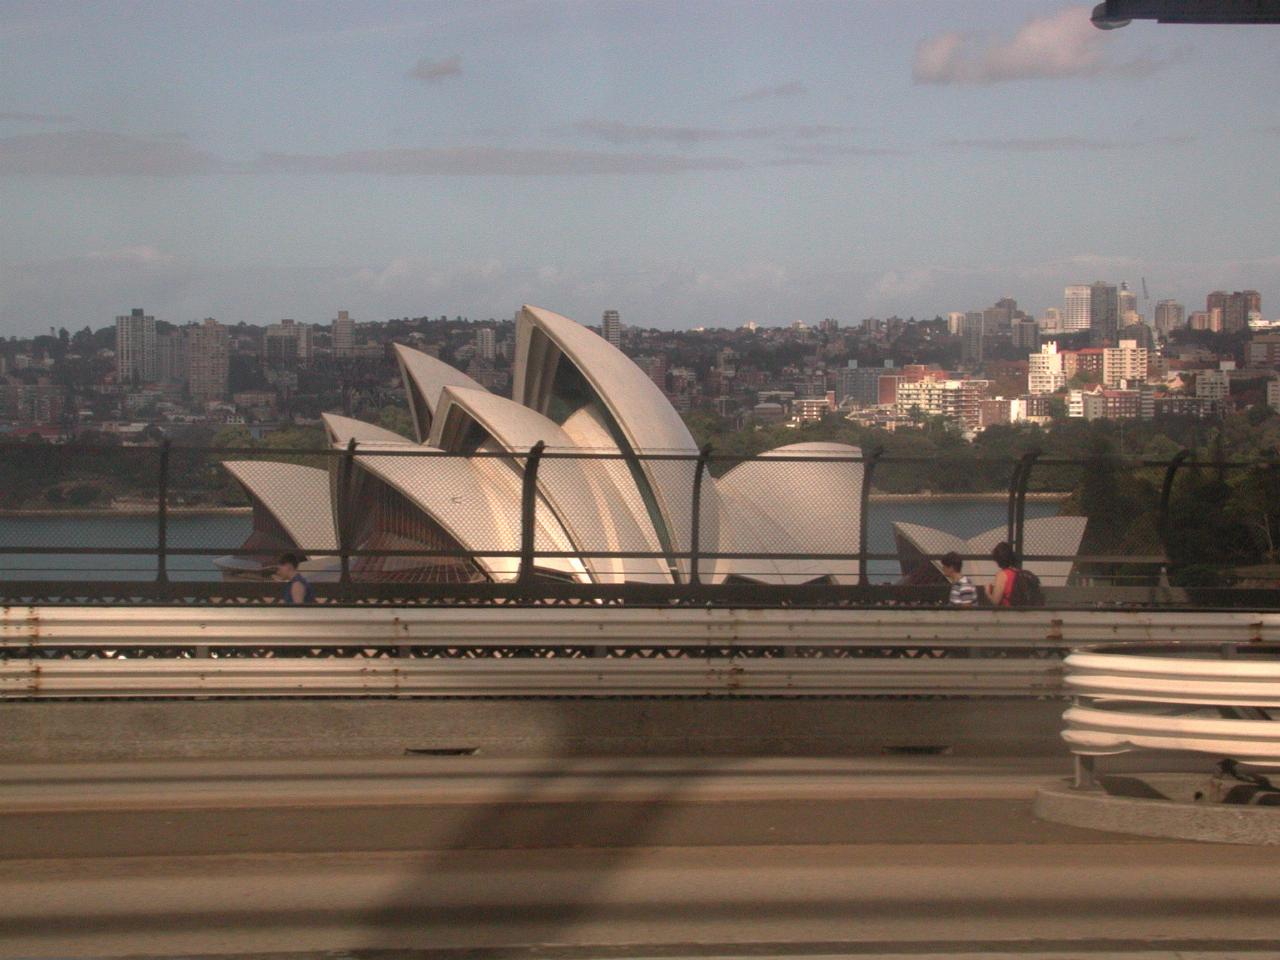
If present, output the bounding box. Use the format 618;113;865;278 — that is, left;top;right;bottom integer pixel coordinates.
1;441;1278;608
3;606;1276;699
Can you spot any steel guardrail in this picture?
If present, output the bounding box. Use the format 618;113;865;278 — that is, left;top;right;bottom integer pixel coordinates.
2;607;1277;700
1062;644;1280;767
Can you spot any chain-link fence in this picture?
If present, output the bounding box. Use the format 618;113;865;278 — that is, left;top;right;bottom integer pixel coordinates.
0;440;1277;607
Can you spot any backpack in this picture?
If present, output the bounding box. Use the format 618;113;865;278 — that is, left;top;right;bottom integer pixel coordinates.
1008;567;1044;607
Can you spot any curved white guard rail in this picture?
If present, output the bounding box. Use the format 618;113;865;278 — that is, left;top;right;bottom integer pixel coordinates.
1062;647;1280;766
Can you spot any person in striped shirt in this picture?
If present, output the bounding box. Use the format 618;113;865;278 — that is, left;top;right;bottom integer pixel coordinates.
940;551;978;607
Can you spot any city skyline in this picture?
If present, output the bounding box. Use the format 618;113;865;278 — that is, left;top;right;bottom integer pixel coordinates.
2;1;1278;336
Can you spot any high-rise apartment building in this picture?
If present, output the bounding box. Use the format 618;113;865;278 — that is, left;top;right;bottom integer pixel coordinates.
840;361;895;409
1118;282;1137;319
1011;318;1039;351
961;314;984;366
1039;308;1063;334
156;329;187;384
115;308;157;384
1103;339;1148;388
1090;281;1119;347
332;310;355;358
1153;300;1185;337
185;318;229;404
1027;342;1066;395
1206;291;1227;323
1063;286;1091;333
601;310;622;349
475;326;496;361
946;312;966;335
894;378;990;430
1208;290;1262;334
265;319;313;368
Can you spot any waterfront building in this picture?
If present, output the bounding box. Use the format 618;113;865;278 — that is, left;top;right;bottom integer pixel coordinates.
894;377;989;429
220;306;875;587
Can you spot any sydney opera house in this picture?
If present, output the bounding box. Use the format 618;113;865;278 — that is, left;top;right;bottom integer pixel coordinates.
217;305;1083;587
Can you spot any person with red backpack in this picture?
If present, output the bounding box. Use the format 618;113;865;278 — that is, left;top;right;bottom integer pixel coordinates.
985;541;1044;607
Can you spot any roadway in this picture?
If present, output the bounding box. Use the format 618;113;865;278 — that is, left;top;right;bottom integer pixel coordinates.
2;756;1279;958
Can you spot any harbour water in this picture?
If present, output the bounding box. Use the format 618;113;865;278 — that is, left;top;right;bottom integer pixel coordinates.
0;500;1059;583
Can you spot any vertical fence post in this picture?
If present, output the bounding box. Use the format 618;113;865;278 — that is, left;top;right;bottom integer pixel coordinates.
156;439;171;585
858;445;884;586
1157;449;1191;544
1006;456;1025;547
517;441;547;585
688;444;713;586
339;438;357;586
1012;449;1041;565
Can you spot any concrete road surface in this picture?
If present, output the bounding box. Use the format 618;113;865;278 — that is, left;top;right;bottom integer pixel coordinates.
1;756;1278;959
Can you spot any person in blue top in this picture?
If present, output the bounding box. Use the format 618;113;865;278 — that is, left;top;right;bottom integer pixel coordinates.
275;552;316;604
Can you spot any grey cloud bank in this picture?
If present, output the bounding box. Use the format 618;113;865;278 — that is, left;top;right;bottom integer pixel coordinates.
0;131;223;176
409;55;462;82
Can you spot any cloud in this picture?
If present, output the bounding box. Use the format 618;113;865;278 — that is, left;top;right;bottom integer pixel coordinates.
728;81;808;103
0;112;76;124
943;134;1193;152
914;5;1181;85
782;141;910;158
87;245;177;266
569;119;849;146
256;145;744;176
0;130;222;175
409;55;462;83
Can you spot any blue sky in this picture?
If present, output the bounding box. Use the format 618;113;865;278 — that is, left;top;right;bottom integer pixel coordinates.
1;0;1277;335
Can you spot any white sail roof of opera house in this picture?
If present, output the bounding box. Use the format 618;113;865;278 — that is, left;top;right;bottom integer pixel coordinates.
218;305;1090;590
714;442;864;585
430;385;669;583
393;342;483;443
322;412;411;446
513;304;711;576
893;516;1088;588
347;440;588;584
221;461;338;553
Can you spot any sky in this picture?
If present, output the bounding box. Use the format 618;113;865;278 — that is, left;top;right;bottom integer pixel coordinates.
1;0;1278;336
